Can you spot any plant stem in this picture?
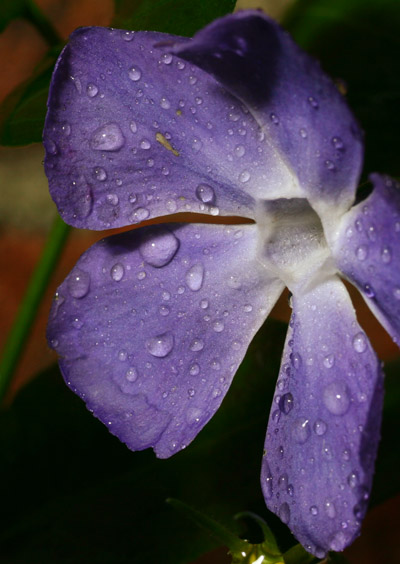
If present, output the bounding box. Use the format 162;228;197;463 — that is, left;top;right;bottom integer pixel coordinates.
0;215;70;402
24;0;63;47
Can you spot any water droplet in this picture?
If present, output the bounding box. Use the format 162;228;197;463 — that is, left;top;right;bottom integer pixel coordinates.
332;136;344;150
323;354;335;368
323;380;351;415
195;183;215;204
310;506;319;516
393;287;400;300
200;299;209;309
270;112;279;125
131;207;150;223
68;269;90;298
244;304;253;312
146;332;174;357
381;246;392;263
91;123;125;151
239;170;250;183
213;320;224;333
291;352;302;369
87;83;99;97
161;53;173;64
325;160;335;170
367;224;377;241
139;229;179;267
122;30;135;41
299;128;307;138
234;144;245;157
342;448;351;461
279;393;294;414
93;167;107;181
190;338;204;352
160;97;171;109
353;332;367;353
325;501;336;519
125;366;138;382
292;417;311;443
227;275;241;290
110;263;124;281
364;284;375;298
106;193;119;206
356;245;368;261
140;138;151;149
279;502;291;524
190;363;200;376
186;263;204;291
61;122;71;136
313;419;327;436
129;120;138;133
263;461;273;499
308;96;319;109
347;471;359;488
128;66;142;81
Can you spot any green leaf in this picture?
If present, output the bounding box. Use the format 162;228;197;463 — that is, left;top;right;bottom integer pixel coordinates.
283;0;400;177
0;0;26;32
112;0;237;36
0;54;56;146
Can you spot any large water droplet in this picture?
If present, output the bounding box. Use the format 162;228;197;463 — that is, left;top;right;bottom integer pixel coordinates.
347;471;359;488
323;354;335;368
67;269;90;298
131;207;150;223
128;66;142;81
323;380;351;415
110;263;124;281
87;83;99;97
355;245;368;261
292;417;311;443
313;419;327;436
353;332;367;353
190;338;204;352
139;229;179;267
263;460;273;499
279;502;291;524
213;320;224;333
125;366;138;382
146;332;174;357
91;123;125;151
195;184;215;204
279;392;294;414
325;501;336;519
93;166;107;181
186;263;204;291
381;246;392;263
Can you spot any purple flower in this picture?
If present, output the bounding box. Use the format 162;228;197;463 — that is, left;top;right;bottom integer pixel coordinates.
43;10;399;557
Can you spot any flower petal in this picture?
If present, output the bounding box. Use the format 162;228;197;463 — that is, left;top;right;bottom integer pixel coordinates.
173;10;363;215
332;173;400;346
48;223;283;457
44;25;296;230
261;277;383;557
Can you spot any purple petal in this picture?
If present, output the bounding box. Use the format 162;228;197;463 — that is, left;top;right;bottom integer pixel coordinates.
173;10;363;213
261;277;383;557
48;223;283;457
44;25;295;230
333;174;400;346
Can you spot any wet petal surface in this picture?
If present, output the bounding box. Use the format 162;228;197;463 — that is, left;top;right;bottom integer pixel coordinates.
261;277;383;556
333;174;400;346
48;223;283;457
173;10;363;215
44;25;300;230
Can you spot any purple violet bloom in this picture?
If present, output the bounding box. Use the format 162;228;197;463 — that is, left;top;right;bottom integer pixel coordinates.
43;10;399;557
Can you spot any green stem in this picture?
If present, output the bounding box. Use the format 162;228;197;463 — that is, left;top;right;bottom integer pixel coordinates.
24;0;63;47
166;498;249;555
0;215;70;402
284;544;318;564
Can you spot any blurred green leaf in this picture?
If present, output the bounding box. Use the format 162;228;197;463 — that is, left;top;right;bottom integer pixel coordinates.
0;320;287;563
112;0;236;36
0;54;56;146
283;0;400;177
0;0;26;32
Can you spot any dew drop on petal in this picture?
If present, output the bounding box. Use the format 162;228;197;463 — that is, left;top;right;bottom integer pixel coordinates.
190;338;204;352
68;269;90;298
125;366;138;382
325;501;336;519
146;332;174;358
279;392;294;414
313;419;327;436
129;120;138;133
263;461;273;499
93;166;107;181
323;381;351;415
91;123;125;151
87;83;99;97
128;66;142;81
279;502;291;524
381;246;392;263
239;170;250;183
353;332;367;353
292;417;311;443
393;287;400;300
323;354;335;368
331;136;344;150
195;183;215;204
110;263;124;281
139;229;179;267
190;363;200;376
130;207;150;223
186;263;204;291
213;320;224;333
